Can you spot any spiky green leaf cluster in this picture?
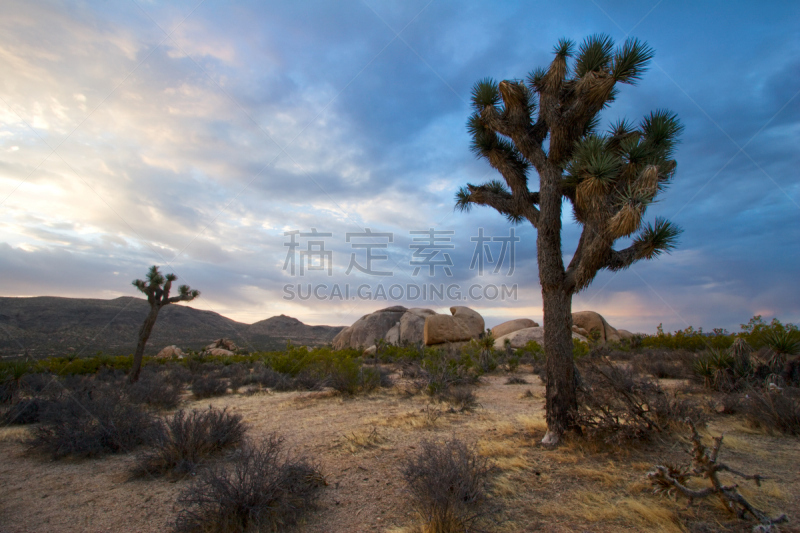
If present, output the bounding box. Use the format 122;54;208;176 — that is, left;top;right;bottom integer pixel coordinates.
470;78;500;110
634;217;682;259
574;34;614;78
455;186;473;212
612;38;654;84
641;110;683;159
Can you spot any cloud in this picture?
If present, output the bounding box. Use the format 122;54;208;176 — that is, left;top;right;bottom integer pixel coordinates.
0;0;798;334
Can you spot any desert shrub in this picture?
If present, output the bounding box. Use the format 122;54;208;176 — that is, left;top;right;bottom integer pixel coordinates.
641;324;735;352
174;435;325;533
401;438;491;533
504;353;520;372
95;367;128;383
126;371;182;410
0;360;31;403
739;315;799;350
329;364;392;395
135;407;247;478
577;359;703;443
19;372;58;394
632;350;694;379
29;388;157;458
572;338;590;359
191;376;228;399
246;364;292;389
693;345;755;392
1;397;50;425
287;371;327;391
441;386;480;412
163;364;193;386
219;363;249;392
417;352;480;397
515;339;544;362
742;387;800;435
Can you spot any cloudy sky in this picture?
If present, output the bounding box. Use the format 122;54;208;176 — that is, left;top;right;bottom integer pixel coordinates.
1;0;798;334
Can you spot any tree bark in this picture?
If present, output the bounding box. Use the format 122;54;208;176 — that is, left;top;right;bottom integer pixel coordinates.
130;305;160;383
537;163;576;446
541;287;576;445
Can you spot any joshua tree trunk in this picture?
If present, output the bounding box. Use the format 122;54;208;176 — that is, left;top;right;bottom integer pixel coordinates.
541;287;576;444
131;305;159;383
537;171;577;443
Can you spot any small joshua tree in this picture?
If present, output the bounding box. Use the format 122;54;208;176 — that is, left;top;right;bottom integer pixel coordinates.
130;266;199;382
457;34;683;444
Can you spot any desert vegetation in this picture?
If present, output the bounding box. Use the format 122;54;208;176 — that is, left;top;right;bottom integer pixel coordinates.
0;315;798;532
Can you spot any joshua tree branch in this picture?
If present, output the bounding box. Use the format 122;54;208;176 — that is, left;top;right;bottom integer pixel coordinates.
464;184;540;226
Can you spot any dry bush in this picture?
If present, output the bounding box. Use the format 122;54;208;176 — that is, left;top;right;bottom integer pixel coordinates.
134;407;247;478
401;438;492;533
19;372;59;395
632;351;694;379
742;386;800;435
126;371;182;409
191;376;229;399
163;364;193;386
245;364;293;390
709;392;742;415
1;397;50;425
577;358;703;443
285;371;327;391
174;435;325;533
28;387;157;458
441;386;480;412
219;363;249;392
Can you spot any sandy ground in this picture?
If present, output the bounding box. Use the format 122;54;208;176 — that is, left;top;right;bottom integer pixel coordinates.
1;372;798;533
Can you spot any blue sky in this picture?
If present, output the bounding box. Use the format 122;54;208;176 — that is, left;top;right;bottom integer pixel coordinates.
0;0;798;333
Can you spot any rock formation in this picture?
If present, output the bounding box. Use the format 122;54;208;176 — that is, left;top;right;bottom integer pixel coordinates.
491;318;539;338
571;311;622;342
204;338;240;353
423;306;485;345
494;327;587;350
332;306;408;350
156;345;185;358
333;306;486;350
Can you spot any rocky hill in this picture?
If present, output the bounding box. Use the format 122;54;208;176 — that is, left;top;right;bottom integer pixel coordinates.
0;296;344;358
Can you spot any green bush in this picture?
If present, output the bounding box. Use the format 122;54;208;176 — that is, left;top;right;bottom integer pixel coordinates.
515;340;543;361
738;315;799;349
572;338;590;359
641;324;734;352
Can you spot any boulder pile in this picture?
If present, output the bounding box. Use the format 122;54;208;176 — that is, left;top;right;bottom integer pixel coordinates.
333;306;633;353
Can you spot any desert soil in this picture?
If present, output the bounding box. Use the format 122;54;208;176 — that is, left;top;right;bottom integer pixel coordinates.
0;371;798;533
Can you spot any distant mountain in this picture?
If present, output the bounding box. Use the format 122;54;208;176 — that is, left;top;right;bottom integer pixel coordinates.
0;296;345;358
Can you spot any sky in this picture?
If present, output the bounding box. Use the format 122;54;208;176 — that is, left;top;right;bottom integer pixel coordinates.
0;0;798;334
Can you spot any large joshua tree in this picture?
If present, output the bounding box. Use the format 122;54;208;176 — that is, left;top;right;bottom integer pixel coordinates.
130;265;199;382
456;34;683;445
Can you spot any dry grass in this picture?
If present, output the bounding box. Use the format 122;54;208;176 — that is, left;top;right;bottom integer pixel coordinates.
0;369;798;533
340;426;387;453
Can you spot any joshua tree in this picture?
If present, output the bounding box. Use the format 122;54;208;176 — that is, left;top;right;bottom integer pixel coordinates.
130;265;199;382
456;34;683;444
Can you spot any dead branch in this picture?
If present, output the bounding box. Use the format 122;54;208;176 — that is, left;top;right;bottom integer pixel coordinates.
648;419;788;530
